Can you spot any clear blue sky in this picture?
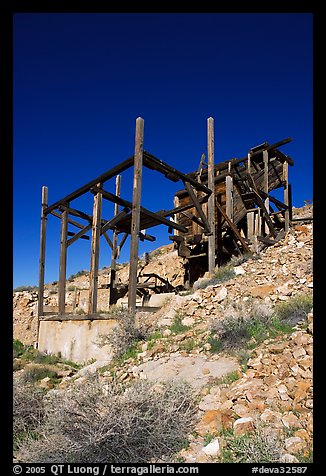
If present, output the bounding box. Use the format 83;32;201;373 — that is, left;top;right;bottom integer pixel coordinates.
13;13;313;288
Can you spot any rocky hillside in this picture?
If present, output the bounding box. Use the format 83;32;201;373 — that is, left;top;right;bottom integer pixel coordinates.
13;204;313;463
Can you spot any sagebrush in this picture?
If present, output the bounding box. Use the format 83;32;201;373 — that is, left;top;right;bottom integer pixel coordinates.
18;377;196;463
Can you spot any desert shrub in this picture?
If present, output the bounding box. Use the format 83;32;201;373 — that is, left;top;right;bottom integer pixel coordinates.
13;381;45;450
220;426;282;463
274;294;313;327
208;300;294;353
18;377;196;463
13;339;25;358
99;310;148;359
67;270;88;281
21;365;59;384
14;285;38;293
170;312;190;334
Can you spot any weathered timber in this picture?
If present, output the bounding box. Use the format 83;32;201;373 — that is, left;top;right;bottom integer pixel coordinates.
215;199;250;253
184;182;211;234
207;117;216;274
143;151;212;194
38;186;48;323
94;186;188;234
101;208;131;234
88;184;102;314
44;157;134;215
109;175;121;305
58;208;68;315
103;231;113;249
67;224;92;246
283;161;290;233
128;117;144;314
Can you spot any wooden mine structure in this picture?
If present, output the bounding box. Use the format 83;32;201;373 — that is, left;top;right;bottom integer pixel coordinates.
37;117;294;328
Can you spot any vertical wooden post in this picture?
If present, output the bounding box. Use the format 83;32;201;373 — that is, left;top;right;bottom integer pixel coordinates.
128;117;144;313
109;175;121;306
247;153;251;173
88;184;102;314
58;208;68;315
207;117;216;274
226;174;233;221
247;211;255;241
37;186;48;326
216;194;223;267
263;149;269;234
283;161;290;233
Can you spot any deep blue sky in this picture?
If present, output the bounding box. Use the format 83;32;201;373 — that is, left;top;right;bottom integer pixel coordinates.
13;13;313;288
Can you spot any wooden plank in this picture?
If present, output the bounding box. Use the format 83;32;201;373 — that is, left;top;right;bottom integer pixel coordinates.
184;181;211;234
139;232;156;242
101;208;130;234
88;184;102;314
128;117;144;313
103;231;113;249
250;137;292;157
252;190;277;238
67;224;92;247
50;210;88;230
247;210;255;241
143;151;212;194
207;117;216;274
67;231;89;241
256;189;289;210
215;199;250;253
59;205;93;223
216;194;223;267
226;175;233;221
37;186;48;325
283;161;290;233
180;210;205;229
288;183;293;221
58;208;68;315
95;185;188;234
110;175;121;305
117;232;128;258
263;149;269;234
44;156;134;215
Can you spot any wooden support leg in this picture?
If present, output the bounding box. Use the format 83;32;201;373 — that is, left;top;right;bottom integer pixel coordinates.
128;117;144;314
207;117;216;275
109;175;121;306
58;208;68;315
37;186;48;340
283;162;290;233
263;150;269;234
226;174;233;222
247;211;255;241
88;185;102;314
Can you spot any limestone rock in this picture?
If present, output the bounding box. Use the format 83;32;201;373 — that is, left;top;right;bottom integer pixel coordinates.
202;438;220;456
233;416;254;436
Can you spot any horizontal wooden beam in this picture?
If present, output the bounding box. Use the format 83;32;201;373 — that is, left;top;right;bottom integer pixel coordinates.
139;232;156;242
50;210;88;230
95;186;188;234
143;151;212;194
44;157;135;215
67;224;92;246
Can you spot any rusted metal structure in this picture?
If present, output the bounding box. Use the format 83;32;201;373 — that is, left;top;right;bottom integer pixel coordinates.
37;117;294;330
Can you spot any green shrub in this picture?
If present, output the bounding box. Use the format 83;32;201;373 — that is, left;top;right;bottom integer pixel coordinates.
170;313;190;334
13;339;26;358
98;310;148;360
18;378;196;463
21;365;59;384
274;294;313;326
14;285;38;293
67;270;88;282
13;382;45;450
220;426;282;463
